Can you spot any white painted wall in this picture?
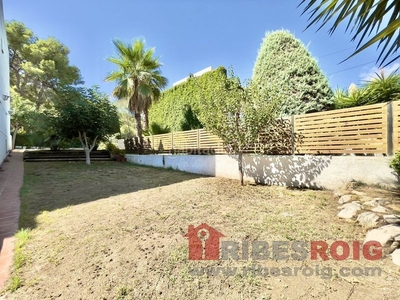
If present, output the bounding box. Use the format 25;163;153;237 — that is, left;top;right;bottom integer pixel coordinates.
0;0;10;163
125;154;399;190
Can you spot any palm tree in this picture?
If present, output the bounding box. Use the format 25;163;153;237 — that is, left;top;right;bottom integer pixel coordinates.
300;0;400;66
105;39;168;138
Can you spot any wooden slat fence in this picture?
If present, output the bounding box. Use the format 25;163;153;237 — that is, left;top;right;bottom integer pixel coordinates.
143;101;399;156
393;101;400;153
295;103;388;155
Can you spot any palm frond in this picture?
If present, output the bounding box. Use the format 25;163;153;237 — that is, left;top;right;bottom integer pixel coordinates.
300;0;400;66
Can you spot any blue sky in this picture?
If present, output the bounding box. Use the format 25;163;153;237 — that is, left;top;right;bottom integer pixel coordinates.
3;0;398;97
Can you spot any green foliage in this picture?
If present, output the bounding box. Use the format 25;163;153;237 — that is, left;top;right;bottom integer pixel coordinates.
114;98;136;139
6;20;83;108
300;0;400;66
54;86;120;163
252;30;334;116
181;105;202;131
334;69;400;108
149;67;227;131
143;122;171;136
390;151;400;178
106;142;122;156
197;70;282;185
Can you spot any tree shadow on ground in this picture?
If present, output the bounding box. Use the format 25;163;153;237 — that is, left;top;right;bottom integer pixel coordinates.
243;155;332;189
20;161;204;229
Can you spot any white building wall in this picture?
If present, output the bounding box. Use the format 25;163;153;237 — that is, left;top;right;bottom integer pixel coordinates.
0;0;10;162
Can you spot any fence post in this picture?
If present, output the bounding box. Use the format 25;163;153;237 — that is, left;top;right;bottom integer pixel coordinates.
171;132;174;152
151;135;154;151
387;101;394;156
291;115;295;155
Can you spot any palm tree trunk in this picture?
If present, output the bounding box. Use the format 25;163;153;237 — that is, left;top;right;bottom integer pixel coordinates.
144;108;149;132
134;112;142;138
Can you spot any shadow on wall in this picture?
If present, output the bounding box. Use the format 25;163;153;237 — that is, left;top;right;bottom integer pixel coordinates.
243;155;332;189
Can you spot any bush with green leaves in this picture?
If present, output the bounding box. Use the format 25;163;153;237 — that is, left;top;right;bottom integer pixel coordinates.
390;151;400;178
252;30;334;115
149;67;228;131
334;69;400;109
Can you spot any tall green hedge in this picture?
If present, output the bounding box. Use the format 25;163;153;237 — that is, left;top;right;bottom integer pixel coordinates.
149;67;228;131
252;30;334;115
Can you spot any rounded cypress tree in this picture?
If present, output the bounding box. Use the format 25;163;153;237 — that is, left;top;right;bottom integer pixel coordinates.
252;30;334;115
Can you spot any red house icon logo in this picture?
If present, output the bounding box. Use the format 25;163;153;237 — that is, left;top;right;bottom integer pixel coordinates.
184;223;225;260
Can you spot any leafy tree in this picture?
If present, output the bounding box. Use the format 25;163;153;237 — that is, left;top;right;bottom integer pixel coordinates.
6;20;83;108
334;69;400;108
252;30;334;116
300;0;400;66
54;86;120;165
105;39;168;139
10;87;37;148
197;71;281;186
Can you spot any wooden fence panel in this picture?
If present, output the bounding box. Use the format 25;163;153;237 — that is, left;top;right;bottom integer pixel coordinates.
199;129;226;154
393;101;400;153
172;130;199;150
144;102;399;156
152;133;172;152
294;103;388;155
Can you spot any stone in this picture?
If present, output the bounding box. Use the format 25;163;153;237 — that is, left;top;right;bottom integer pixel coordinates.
371;205;388;213
392;249;400;266
352;191;366;196
337;202;362;219
383;215;400;225
338;195;352;204
357;212;380;229
364;225;400;253
363;198;385;207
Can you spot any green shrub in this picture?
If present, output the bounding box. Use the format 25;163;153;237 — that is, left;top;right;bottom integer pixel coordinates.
390;151;400;177
106;142;121;155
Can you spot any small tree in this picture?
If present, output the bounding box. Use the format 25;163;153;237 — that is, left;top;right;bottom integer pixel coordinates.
55;86;120;165
197;71;281;185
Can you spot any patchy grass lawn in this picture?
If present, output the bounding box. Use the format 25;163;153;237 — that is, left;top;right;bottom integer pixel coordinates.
2;161;400;299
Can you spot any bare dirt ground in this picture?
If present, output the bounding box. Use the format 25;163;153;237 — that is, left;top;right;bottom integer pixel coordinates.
1;161;400;299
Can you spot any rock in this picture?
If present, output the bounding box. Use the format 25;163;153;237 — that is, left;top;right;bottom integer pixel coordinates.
357;212;380;229
352;191;366;196
364;225;400;254
338;195;352;204
338;202;361;209
392;249;400;266
371;205;388;213
337;202;362;219
383;215;400;225
363;198;385;207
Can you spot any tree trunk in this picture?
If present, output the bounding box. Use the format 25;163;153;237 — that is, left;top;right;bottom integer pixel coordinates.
238;151;244;186
134;112;142;138
144;109;149;132
78;131;98;165
12;129;18;150
84;148;91;165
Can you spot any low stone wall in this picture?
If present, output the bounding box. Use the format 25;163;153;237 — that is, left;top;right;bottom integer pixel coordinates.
125;154;399;190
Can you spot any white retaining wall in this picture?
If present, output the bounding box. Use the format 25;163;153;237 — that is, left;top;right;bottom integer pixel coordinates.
125;154;399;190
